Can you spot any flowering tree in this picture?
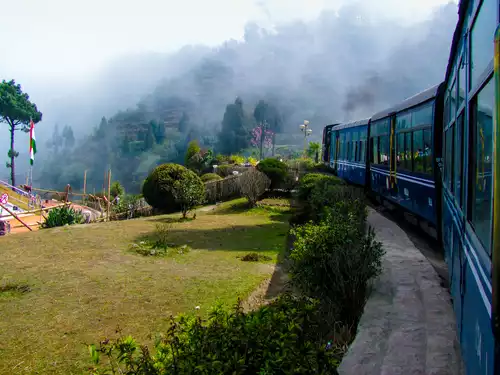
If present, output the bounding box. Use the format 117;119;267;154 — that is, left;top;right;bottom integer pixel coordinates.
251;126;274;159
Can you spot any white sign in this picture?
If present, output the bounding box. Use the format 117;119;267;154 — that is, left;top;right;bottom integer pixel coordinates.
0;193;8;205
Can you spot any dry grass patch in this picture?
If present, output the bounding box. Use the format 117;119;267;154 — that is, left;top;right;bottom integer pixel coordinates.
0;199;289;374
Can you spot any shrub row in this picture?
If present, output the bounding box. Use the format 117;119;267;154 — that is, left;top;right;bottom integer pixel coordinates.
89;296;340;375
289;172;384;325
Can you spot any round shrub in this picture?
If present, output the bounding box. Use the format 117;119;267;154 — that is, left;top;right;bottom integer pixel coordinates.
256;158;288;190
297;173;344;201
142;163;204;212
201;173;223;183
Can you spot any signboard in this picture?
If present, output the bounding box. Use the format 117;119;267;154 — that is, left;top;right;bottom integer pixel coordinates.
0;193;8;205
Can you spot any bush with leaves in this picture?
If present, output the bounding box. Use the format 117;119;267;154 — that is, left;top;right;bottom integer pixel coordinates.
238;168;270;207
88;295;341;375
172;171;205;218
110;181;125;198
42;205;84;228
229;154;245;165
289;200;383;325
200;173;222;182
142;163;202;212
256;158;288;191
297;173;344;201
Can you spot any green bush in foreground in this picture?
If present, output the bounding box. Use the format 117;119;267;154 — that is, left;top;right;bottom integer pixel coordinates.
88;295;341;375
42;205;84;228
290;202;384;325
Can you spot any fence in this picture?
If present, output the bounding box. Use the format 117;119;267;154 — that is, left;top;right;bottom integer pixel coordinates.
205;174;243;204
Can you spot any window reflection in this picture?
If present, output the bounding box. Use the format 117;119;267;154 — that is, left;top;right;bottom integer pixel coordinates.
454;115;463;206
414;130;425;173
470;0;496;89
423;129;433;175
471;79;494;254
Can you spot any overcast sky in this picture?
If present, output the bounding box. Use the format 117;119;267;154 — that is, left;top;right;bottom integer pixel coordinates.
1;0;455;83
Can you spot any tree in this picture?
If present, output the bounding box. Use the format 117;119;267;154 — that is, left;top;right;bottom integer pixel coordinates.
62;125;75;149
238;168;270;207
256;158;288;191
110;181;125;198
0;80;42;186
142;163;204;213
218;98;250;155
185;140;203;173
172;171;205;218
308;142;321;163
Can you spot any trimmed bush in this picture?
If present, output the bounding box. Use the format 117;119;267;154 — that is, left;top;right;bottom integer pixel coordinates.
88;295;341;374
297;173;344;201
290;199;383;325
42;205;84;228
142;163;204;213
200;173;222;182
256;158;288;190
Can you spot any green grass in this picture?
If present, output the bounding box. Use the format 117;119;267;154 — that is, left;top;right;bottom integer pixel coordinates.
0;198;290;374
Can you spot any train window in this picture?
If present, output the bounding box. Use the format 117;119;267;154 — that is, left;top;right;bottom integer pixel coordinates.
445;128;454;191
405;132;412;171
458;56;466;108
371;137;380;165
379;136;389;165
413;130;425;173
360;140;365;163
396;112;411;130
450;80;457;120
423;129;433;175
412;103;433;127
470;0;496;89
396;133;404;168
444;90;450;126
470;78;494;255
454;114;464;207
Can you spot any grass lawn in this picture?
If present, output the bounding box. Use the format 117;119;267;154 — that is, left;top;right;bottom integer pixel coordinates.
0;198;290;374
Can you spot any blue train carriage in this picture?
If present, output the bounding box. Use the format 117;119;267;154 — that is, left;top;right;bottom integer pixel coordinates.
440;0;499;373
368;83;444;227
328;119;369;186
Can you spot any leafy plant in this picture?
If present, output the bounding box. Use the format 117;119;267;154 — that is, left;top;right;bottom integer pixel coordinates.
238;168;270;207
110;181;125;198
240;252;272;262
88;295;341;374
142;163;204;214
290;202;383;324
200;173;222;182
247;156;258;166
229;154;245;165
42;205;84;228
297;173;344;201
172;171;205;218
256;158;288;191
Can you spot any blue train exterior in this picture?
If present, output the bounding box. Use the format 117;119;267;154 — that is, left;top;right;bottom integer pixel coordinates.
329;119;369;186
440;0;499;373
322;1;500;372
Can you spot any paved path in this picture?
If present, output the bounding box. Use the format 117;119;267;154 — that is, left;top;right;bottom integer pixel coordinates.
338;208;464;375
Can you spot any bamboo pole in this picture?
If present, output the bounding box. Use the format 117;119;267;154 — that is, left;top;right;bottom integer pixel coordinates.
107;169;111;221
83;170;87;196
0;203;33;231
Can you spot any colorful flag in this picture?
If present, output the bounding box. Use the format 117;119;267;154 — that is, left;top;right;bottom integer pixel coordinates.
29;120;36;165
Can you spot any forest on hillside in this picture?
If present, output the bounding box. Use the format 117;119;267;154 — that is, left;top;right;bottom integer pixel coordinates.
34;2;457;193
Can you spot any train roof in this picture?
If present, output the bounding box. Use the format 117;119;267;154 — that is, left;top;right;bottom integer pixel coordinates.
371;83;441;121
331;118;370;131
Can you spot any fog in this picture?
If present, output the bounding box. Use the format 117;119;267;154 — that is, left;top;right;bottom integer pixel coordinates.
0;0;457;183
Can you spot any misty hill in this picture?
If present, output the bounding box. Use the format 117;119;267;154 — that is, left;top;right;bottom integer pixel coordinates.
34;2;457;193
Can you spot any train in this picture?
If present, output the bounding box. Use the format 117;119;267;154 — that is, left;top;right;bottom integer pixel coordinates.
321;0;499;374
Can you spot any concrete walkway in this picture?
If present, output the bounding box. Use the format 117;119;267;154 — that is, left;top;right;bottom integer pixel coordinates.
338;208;464;375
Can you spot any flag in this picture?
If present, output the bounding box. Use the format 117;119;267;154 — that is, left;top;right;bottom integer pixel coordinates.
29;120;37;165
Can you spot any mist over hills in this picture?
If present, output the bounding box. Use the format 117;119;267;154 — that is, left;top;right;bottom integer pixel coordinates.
1;1;457;191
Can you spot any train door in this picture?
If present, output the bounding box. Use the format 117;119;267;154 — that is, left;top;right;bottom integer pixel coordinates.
389;114;398;195
492;22;500;375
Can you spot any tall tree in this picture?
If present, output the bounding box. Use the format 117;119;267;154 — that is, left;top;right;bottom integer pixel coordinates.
218;97;250;155
0;80;42;186
62;125;75;149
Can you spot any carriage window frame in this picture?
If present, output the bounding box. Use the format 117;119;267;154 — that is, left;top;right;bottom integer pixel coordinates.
454;113;465;207
468;77;494;256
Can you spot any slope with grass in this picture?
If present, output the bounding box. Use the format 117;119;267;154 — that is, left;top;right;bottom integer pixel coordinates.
0;199;290;374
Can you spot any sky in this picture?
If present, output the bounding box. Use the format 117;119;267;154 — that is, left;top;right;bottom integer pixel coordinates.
1;0;455;83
